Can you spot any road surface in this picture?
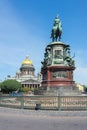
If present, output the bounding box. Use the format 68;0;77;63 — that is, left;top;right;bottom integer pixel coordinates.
0;107;87;130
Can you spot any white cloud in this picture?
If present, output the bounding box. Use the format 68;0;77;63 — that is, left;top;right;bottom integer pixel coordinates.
0;0;44;80
0;46;25;65
0;1;28;80
0;0;87;86
74;67;87;85
74;49;87;85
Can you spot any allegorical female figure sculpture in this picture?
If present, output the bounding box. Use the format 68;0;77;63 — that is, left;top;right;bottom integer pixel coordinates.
50;16;62;42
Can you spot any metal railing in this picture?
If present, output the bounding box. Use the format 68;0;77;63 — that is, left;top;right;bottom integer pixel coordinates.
0;95;87;111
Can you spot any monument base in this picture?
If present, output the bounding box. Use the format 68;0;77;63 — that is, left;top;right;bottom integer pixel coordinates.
40;40;77;96
38;85;81;96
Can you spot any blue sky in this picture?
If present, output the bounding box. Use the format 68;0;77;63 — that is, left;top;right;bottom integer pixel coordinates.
0;0;87;85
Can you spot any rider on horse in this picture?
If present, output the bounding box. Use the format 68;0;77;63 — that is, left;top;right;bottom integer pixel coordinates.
51;16;62;42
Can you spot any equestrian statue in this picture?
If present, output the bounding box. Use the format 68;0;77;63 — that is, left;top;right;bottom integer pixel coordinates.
51;16;62;42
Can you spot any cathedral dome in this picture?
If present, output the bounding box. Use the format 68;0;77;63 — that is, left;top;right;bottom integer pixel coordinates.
22;56;32;65
20;55;35;74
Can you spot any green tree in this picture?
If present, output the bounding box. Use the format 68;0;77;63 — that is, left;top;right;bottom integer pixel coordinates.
34;88;39;95
0;82;3;89
22;86;31;93
0;82;3;94
0;79;22;93
83;85;87;92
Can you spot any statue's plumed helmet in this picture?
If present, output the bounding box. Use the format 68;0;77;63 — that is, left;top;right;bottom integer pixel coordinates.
54;16;60;24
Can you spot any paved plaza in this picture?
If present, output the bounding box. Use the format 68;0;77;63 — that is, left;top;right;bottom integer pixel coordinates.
0;107;87;130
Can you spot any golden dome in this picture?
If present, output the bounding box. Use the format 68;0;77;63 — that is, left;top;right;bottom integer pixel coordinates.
22;56;33;65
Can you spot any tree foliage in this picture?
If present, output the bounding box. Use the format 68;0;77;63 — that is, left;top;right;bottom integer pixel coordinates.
22;86;31;93
0;79;22;93
83;85;87;92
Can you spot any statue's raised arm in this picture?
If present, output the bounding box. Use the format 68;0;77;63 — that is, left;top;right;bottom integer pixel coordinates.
50;16;62;42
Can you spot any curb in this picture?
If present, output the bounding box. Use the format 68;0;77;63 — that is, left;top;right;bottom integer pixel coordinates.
0;107;87;117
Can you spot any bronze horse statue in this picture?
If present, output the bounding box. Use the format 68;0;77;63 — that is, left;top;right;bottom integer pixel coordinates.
51;16;62;42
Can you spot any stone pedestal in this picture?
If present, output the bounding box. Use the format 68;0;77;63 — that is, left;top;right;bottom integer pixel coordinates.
40;41;78;96
41;66;75;88
41;66;78;95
